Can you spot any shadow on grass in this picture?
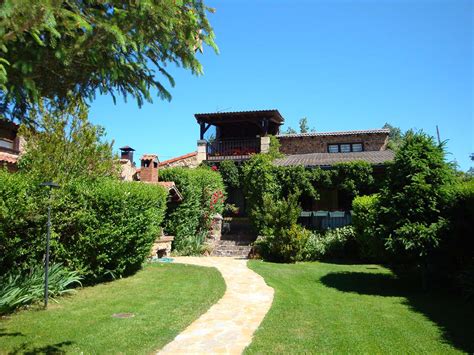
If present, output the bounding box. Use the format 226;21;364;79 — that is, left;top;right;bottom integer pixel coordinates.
9;340;74;354
321;272;474;353
0;328;24;337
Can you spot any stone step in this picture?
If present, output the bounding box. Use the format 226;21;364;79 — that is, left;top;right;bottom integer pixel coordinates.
211;240;252;257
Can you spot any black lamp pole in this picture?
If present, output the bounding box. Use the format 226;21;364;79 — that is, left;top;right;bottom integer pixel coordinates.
40;181;60;309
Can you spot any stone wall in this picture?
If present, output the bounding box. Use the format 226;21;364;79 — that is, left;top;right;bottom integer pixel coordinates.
278;132;389;155
159;152;199;169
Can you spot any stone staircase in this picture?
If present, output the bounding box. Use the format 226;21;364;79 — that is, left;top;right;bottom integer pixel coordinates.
211;240;252;258
211;217;255;258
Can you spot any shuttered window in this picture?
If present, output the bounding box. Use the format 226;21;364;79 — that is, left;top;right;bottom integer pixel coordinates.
327;143;364;153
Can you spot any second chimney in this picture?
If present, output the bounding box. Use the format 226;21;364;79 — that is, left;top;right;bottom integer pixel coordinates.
140;154;159;182
119;146;135;166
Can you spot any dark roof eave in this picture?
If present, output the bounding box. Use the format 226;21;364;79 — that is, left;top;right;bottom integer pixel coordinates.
195;109;284;125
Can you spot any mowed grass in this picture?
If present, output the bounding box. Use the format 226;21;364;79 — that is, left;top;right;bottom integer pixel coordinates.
246;261;474;354
0;263;225;354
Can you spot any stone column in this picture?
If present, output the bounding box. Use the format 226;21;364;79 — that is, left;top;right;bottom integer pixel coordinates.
260;136;270;154
210;213;223;241
197;140;207;164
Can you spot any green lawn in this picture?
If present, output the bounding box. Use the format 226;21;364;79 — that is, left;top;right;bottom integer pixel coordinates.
0;263;225;354
246;261;474;354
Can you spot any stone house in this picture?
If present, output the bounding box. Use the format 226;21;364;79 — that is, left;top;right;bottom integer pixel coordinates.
161;109;394;227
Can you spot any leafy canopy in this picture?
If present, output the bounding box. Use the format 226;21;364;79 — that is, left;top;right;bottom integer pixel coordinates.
284;117;315;134
378;130;454;258
0;0;217;123
18;101;119;184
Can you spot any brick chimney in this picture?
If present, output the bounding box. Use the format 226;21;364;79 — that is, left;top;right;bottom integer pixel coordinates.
120;146;135;165
140;154;159;182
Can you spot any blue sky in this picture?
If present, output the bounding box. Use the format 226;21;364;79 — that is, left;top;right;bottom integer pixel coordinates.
89;0;473;170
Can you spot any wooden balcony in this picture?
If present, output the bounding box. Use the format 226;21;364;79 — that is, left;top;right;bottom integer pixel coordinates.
206;138;261;161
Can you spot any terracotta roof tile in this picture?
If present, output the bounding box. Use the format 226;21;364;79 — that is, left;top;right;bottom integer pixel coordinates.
277;128;390;138
0;152;18;164
274;150;395;167
159;152;197;167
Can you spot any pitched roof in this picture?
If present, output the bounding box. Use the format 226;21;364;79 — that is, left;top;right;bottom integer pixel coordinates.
0;152;18;164
159;152;197;167
274;150;395;167
277;128;390;138
195;109;284;124
143;181;183;202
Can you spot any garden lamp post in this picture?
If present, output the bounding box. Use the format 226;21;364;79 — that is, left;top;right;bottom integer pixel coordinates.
40;181;60;308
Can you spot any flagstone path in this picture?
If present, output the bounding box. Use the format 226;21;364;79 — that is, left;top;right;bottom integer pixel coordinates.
157;257;274;355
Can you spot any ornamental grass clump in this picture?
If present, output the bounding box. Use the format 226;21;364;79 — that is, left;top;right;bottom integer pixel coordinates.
0;263;82;314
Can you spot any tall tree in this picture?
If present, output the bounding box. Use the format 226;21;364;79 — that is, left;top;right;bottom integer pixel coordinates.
0;0;217;124
383;123;403;150
18;101;119;184
299;117;309;133
378;131;454;266
284;117;314;134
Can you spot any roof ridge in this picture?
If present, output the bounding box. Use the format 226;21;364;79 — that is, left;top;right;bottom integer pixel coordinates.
277;128;390;138
159;152;197;166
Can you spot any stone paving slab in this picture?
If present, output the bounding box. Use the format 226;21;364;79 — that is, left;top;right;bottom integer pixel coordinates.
157;257;274;355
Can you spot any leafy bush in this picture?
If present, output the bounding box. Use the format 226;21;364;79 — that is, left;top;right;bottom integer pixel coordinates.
377;131;454;261
159;167;225;254
255;224;311;263
253;193;310;263
218;160;241;189
436;179;474;296
302;226;357;261
352;194;386;261
0;263;82;314
0;171;168;283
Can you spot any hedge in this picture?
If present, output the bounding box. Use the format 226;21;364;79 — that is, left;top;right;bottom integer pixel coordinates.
159;167;225;254
0;170;168;283
352;194;386;261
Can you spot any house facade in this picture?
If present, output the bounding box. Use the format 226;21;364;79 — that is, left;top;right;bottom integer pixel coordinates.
123;109;394;229
0;120;25;172
187;110;393;227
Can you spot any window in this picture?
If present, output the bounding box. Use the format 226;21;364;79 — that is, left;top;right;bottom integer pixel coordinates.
328;144;339;153
340;144;351;153
327;143;364;153
0;138;14;150
352;143;363;152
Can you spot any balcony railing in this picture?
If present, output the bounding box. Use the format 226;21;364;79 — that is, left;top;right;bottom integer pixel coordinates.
207;138;260;161
0;146;20;155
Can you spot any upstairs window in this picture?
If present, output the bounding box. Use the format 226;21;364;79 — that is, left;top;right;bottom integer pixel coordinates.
0;138;14;150
352;143;363;152
327;143;364;153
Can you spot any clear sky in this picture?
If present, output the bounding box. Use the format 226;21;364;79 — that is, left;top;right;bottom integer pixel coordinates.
88;0;473;170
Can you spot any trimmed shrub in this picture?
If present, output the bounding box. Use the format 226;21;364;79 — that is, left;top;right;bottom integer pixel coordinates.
302;226;357;261
0;171;168;282
159;167;225;254
352;194;386;261
218;160;241;189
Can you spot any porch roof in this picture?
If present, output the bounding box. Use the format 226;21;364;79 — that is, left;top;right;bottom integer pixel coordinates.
195;109;284;125
274;150;395;168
